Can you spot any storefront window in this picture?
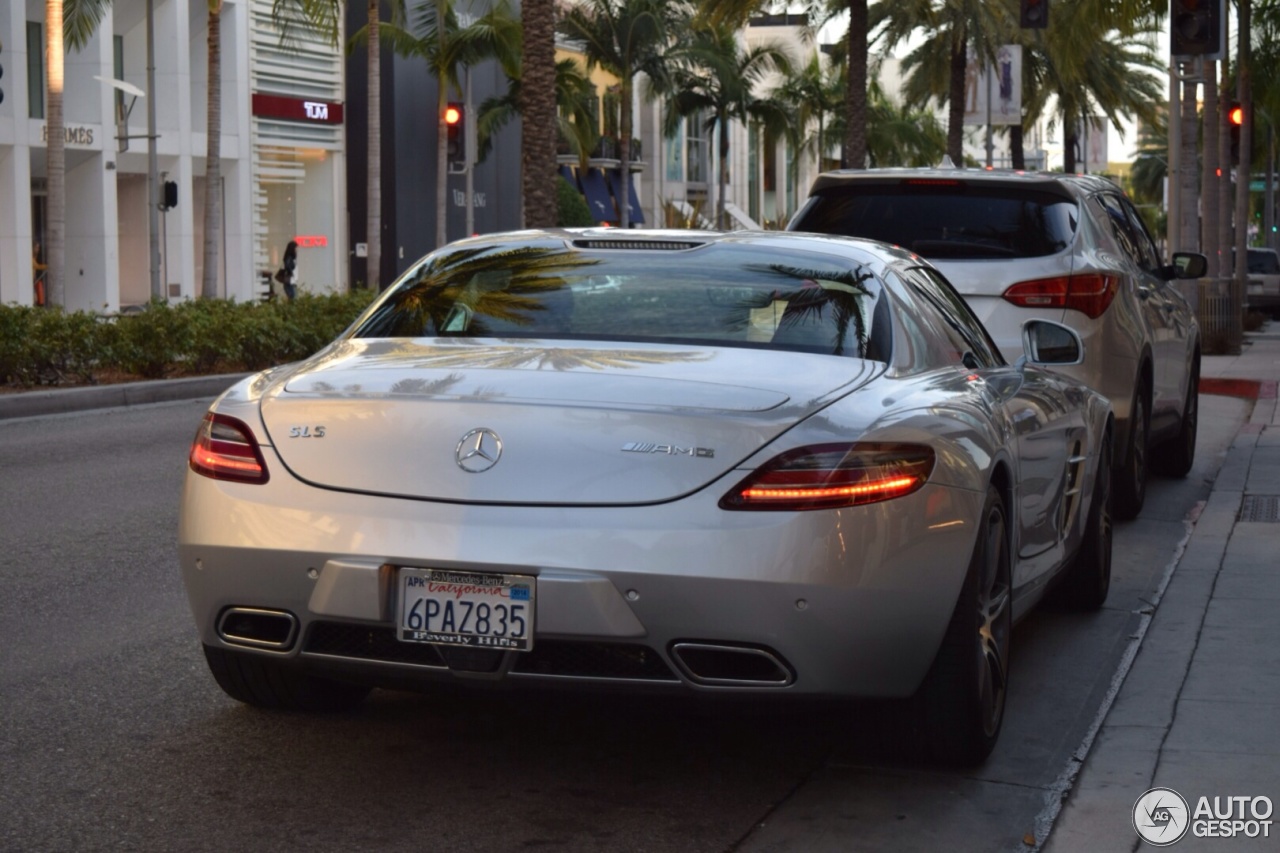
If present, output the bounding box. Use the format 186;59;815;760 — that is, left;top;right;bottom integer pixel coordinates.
27;22;45;119
665;122;683;182
686;115;708;185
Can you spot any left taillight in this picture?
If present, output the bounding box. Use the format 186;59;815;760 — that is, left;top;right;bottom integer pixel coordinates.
189;413;270;484
719;443;935;511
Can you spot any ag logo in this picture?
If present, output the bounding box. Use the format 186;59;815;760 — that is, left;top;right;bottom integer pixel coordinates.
1134;787;1190;846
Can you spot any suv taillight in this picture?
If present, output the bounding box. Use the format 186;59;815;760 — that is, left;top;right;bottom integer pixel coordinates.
189;413;270;484
720;443;934;511
1002;274;1118;319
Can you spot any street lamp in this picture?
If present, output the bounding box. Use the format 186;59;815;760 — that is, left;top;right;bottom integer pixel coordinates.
93;75;145;153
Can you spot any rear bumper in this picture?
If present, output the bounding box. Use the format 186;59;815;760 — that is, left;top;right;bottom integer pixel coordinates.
179;467;986;699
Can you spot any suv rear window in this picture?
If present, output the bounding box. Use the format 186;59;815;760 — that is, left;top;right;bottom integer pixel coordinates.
793;183;1078;260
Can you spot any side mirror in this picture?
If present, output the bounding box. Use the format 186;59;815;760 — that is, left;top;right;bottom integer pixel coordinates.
1021;319;1084;367
1165;252;1208;280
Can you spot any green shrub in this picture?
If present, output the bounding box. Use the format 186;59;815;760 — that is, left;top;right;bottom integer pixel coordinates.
557;176;596;227
0;289;377;388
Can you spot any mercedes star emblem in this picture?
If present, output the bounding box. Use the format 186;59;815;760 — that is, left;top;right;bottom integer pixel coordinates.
455;428;503;473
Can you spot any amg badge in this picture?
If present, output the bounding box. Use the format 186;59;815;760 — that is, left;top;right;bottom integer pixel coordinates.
621;442;714;458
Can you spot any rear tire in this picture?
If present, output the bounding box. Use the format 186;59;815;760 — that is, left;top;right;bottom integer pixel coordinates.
1051;434;1113;611
913;485;1011;766
1113;382;1149;520
203;645;371;712
1157;358;1199;478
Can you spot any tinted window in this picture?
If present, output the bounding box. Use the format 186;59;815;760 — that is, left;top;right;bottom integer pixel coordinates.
1097;194;1148;268
793;183;1078;259
1248;250;1280;275
352;243;891;362
1122;198;1163;269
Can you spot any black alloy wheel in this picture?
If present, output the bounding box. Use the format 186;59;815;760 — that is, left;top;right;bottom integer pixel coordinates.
1113;384;1149;520
914;485;1012;765
1158;358;1200;478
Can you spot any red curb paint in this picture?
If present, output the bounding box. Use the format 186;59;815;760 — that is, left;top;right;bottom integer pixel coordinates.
1200;378;1264;399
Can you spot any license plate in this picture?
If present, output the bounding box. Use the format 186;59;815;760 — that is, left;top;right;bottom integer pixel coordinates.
397;568;535;651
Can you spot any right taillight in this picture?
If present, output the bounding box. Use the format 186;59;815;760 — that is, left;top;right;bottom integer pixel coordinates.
720;443;935;511
1002;273;1118;319
189;413;270;484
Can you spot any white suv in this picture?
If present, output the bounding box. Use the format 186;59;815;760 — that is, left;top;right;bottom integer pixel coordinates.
790;169;1206;519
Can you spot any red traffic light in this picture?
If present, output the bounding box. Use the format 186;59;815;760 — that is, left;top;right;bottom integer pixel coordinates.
1228;103;1245;126
444;104;462;125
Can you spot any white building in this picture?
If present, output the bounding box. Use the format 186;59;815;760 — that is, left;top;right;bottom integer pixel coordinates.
0;0;347;311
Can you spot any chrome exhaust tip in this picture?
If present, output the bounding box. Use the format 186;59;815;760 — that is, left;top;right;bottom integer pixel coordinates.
670;642;793;687
217;607;299;650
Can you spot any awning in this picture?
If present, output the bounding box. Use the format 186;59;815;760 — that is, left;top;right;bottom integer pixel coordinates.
724;202;760;230
558;165;577;186
607;169;645;224
579;168;617;224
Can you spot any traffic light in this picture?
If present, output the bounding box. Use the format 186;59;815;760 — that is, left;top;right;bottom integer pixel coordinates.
444;102;464;164
1020;0;1048;29
1;39;5;105
1171;0;1222;56
1228;101;1244;164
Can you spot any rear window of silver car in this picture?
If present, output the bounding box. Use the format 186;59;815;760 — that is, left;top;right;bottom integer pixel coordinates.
352;243;892;362
794;183;1078;260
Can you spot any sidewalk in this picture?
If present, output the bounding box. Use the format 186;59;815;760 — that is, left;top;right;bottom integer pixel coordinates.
1044;327;1280;852
0;373;248;421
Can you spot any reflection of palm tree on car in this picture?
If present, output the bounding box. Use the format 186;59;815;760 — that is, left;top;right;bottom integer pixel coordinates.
360;246;601;337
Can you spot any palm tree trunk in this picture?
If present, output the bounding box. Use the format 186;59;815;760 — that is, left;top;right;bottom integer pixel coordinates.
1201;59;1219;278
1218;56;1232;277
1180;71;1199;252
202;1;223;299
1234;0;1252;314
844;0;867;169
718;114;729;229
520;0;557;228
367;0;382;289
618;80;631;229
946;26;966;165
45;0;66;307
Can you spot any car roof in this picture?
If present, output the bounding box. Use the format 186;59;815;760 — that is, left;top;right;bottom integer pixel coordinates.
807;167;1120;200
444;227;919;270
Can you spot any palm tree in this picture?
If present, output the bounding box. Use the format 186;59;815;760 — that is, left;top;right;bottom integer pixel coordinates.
43;0;109;308
520;0;558;228
864;82;947;166
845;0;869;169
1013;0;1162;171
476;59;600;174
202;0;224;299
774;51;843;171
371;0;520;248
660;23;792;229
559;0;679;229
872;0;1014;165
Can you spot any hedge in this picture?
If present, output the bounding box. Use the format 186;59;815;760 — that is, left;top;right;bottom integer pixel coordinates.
0;290;377;388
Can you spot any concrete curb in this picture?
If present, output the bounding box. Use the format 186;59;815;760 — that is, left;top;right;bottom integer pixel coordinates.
0;373;249;421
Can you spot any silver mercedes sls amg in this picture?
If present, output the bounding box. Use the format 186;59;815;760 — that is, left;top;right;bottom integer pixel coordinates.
179;229;1113;764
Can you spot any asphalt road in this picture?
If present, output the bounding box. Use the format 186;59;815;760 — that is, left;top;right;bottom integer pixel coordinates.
0;394;1250;852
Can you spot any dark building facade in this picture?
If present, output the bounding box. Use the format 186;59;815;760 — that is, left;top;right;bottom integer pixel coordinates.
344;1;524;289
